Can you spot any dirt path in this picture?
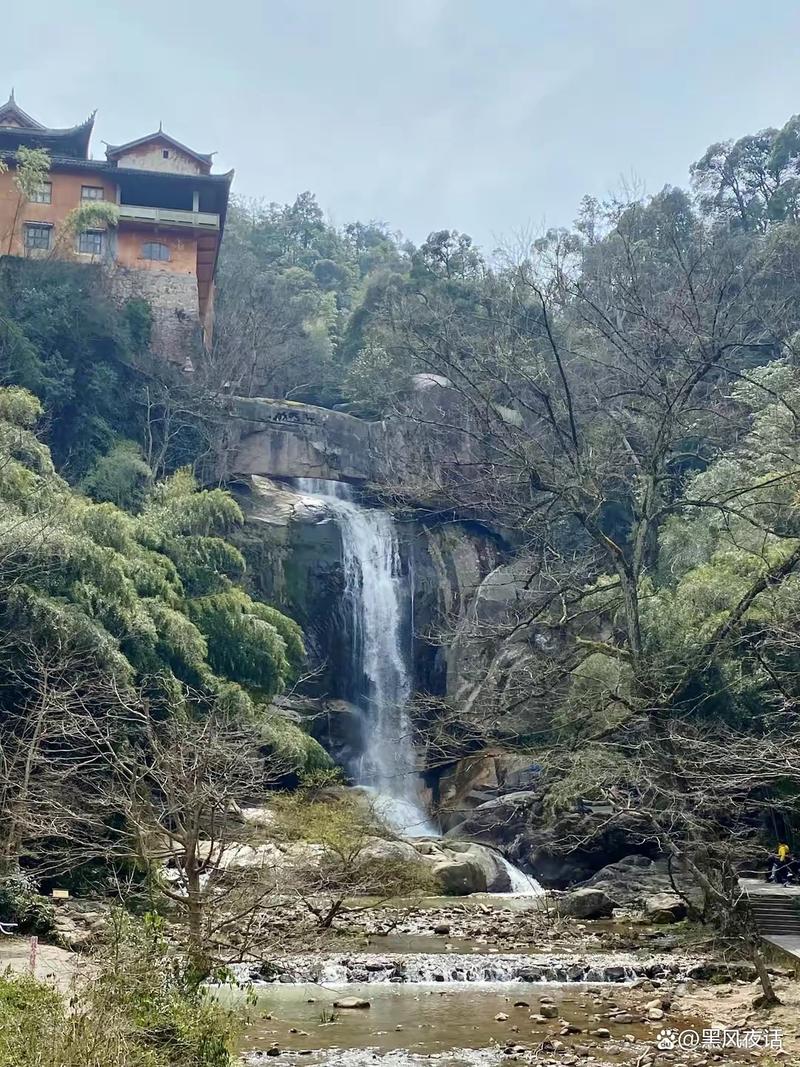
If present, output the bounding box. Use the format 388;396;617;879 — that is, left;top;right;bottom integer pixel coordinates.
677;975;800;1058
0;936;81;991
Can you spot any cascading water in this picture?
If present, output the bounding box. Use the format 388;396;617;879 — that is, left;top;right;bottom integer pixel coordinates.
295;479;436;837
292;479;540;892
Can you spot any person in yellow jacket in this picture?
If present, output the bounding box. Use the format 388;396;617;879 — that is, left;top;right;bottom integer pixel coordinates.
768;843;792;884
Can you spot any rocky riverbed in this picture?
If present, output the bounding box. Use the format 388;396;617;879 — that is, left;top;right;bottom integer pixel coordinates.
16;883;800;1066
213;888;799;1067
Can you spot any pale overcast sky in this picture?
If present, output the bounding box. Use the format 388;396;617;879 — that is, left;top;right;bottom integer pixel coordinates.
6;1;800;248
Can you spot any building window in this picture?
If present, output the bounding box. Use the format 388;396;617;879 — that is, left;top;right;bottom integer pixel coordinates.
77;229;105;256
24;223;52;251
30;181;52;204
81;185;105;201
162;149;170;159
141;241;170;261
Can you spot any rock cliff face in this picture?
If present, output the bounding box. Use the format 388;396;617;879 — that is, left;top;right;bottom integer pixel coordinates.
231;473;502;701
232;399;384;482
226;401;634;889
227;376;481;494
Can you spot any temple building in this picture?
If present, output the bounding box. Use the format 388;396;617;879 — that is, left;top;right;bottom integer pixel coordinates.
0;92;233;362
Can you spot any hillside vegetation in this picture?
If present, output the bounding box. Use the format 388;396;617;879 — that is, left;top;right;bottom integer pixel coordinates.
3;110;800;1043
205;114;800;935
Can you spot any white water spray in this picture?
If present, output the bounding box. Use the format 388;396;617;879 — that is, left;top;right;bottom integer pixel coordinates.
295;479;436;837
293;479;541;893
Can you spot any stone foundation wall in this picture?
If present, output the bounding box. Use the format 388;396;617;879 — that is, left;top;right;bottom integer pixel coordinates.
108;265;203;370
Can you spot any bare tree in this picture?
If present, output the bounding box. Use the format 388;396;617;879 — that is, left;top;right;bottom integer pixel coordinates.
273;793;435;929
0;638;137;872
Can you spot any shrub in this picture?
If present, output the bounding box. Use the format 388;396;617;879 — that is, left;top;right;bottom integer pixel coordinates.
0;912;242;1067
0;873;55;936
82;440;153;509
0;971;64;1067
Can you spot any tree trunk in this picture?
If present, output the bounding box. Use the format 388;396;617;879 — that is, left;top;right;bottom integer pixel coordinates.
749;940;781;1006
319;898;344;929
184;863;208;978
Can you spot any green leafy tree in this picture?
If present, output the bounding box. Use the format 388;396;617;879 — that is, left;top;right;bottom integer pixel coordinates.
0;387;318;876
3;146;50;255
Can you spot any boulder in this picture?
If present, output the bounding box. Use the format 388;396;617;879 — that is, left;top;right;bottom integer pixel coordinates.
356;838;423;867
432;856;489;895
443;791;538;842
581;855;699;910
230;387;480;493
644;893;689;924
333;996;370;1009
426;840;522;894
560;887;616;919
239;805;277;829
518;810;658;887
207;841;285;871
460;843;513;892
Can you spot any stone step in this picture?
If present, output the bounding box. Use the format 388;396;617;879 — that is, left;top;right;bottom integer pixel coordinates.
744;889;800;940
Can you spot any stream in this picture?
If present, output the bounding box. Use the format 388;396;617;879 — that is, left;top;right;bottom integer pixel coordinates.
236;982;669;1064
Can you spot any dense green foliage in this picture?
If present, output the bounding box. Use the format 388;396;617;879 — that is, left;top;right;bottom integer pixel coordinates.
0;382;331;875
0;258;205;479
0;915;241;1067
0;387;302;705
208;192;408;405
0;259;148;476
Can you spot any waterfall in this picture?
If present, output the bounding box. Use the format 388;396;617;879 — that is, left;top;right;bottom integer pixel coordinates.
295;479;436;837
496;856;541;895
